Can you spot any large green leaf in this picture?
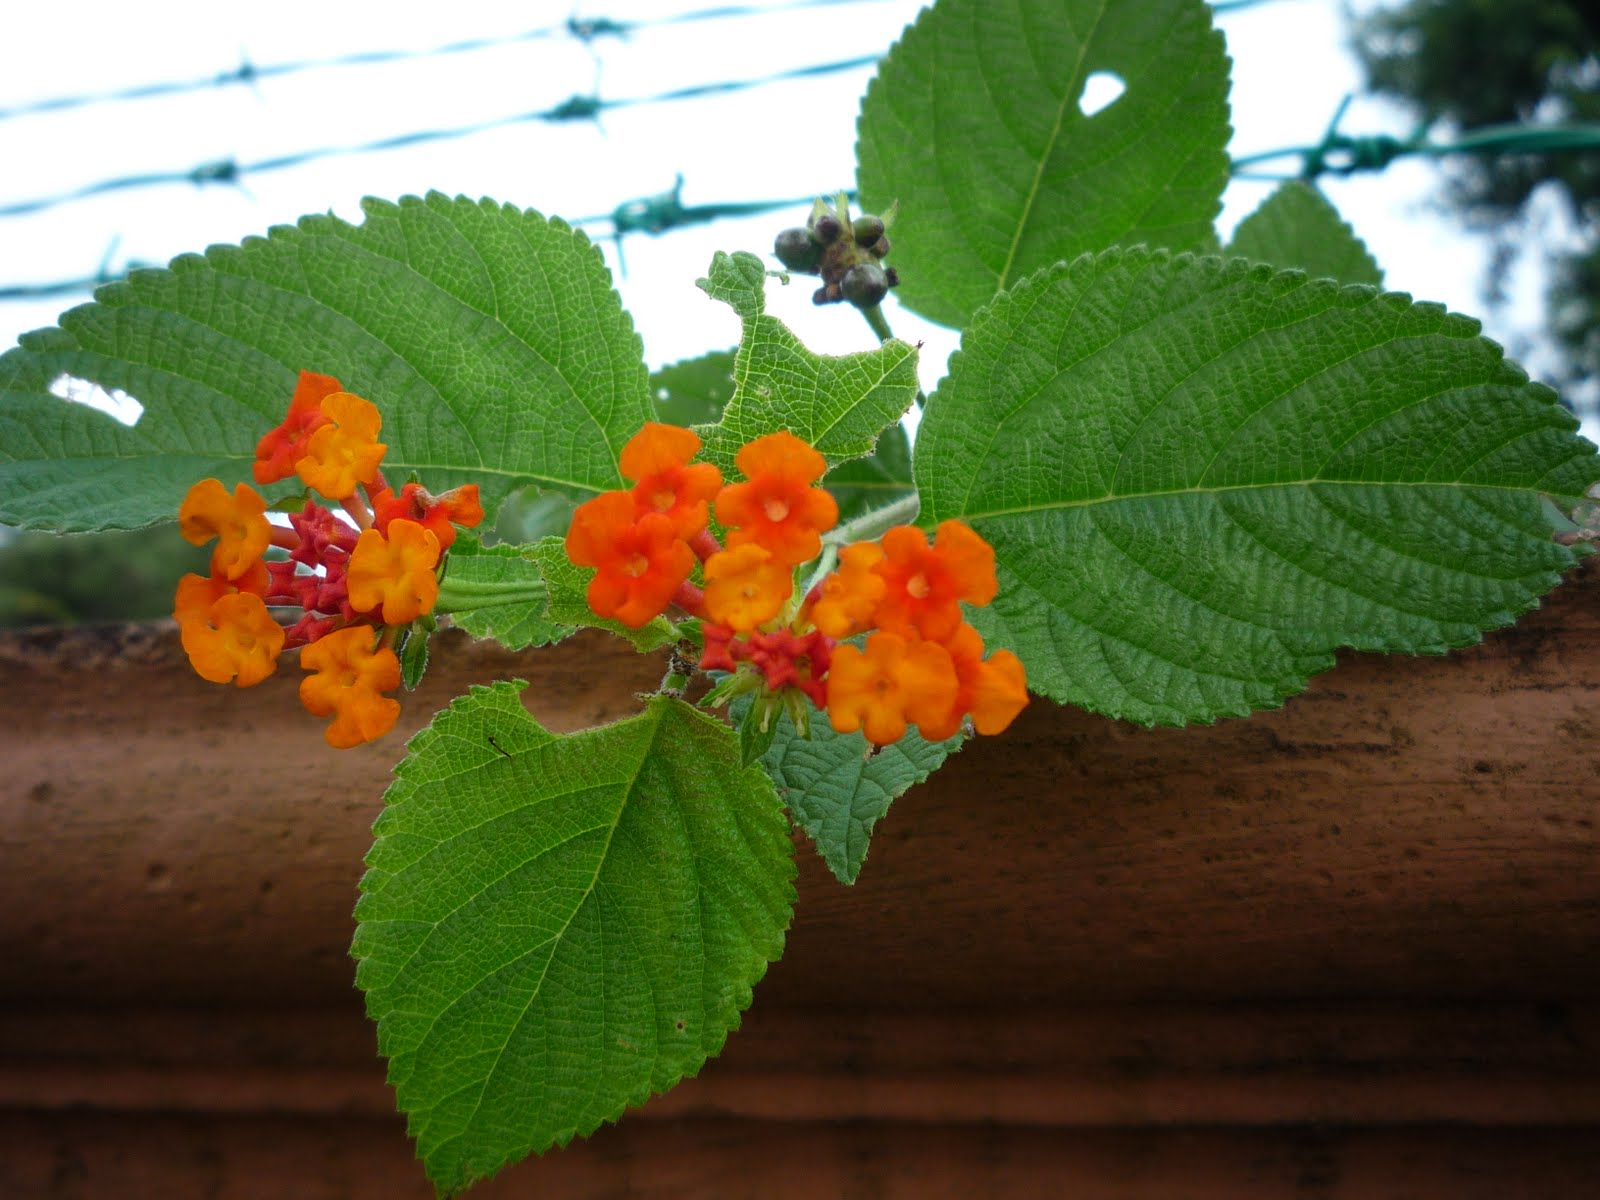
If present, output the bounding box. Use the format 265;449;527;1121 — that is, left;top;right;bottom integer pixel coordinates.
916;248;1600;726
0;192;652;532
438;532;570;652
857;0;1232;328
1228;182;1384;286
754;703;961;885
693;251;919;474
353;683;795;1194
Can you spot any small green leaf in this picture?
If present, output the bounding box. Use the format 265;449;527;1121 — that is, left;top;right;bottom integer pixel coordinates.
857;0;1232;328
527;536;679;652
0;193;652;532
916;248;1600;726
1228;182;1384;286
353;683;795;1194
693;251;919;474
824;420;915;524
399;625;431;691
439;531;570;652
755;702;962;885
651;350;736;427
737;695;782;767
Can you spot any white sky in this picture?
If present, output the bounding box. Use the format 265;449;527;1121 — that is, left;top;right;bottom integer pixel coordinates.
0;0;1576;433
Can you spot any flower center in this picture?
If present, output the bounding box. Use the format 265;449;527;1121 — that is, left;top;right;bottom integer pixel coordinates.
624;553;650;578
763;497;791;523
906;572;931;600
650;487;676;512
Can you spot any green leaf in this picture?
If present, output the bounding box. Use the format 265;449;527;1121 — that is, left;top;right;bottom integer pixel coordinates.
916;248;1600;726
439;531;570;652
857;0;1232;328
399;624;431;691
353;683;795;1194
0;192;652;532
737;695;781;767
824;420;915;524
1228;182;1384;286
526;536;679;653
755;703;961;885
490;488;575;544
651;350;736;427
693;251;919;474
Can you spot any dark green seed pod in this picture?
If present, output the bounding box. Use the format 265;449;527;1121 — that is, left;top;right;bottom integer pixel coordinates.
840;262;889;308
852;215;885;245
811;213;843;244
869;235;891;258
774;227;822;273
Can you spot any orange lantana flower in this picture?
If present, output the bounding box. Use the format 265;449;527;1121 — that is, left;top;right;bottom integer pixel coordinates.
565;490;694;627
296;392;387;500
703;543;792;632
254;370;342;484
298;626;402;748
808;541;887;639
371;481;484;550
872;520;998;642
178;478;272;581
825;631;960;746
346;519;441;625
716;431;838;566
914;623;1029;742
620;423;723;538
174;582;285;688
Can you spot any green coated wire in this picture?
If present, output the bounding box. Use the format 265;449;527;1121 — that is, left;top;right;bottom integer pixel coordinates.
0;0;893;121
1231;93;1600;182
0;53;884;220
0;183;837;301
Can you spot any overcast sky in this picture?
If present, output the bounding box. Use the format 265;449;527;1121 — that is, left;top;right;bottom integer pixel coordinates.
0;0;1569;431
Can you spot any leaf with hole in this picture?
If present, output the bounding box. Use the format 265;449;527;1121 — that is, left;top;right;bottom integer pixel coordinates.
915;247;1600;726
857;0;1232;328
0;193;652;532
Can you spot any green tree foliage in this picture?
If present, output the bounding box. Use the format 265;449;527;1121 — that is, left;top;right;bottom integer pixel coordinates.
0;525;209;626
1353;0;1599;394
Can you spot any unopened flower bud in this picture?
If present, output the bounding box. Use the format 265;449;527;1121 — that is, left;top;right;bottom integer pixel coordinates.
811;213;843;244
852;215;885;245
840;263;889;308
774;227;822;273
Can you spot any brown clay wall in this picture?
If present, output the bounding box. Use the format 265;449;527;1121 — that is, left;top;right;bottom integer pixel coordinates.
1;564;1597;1197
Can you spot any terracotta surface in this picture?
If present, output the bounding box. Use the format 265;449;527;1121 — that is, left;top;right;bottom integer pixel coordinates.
1;563;1598;1196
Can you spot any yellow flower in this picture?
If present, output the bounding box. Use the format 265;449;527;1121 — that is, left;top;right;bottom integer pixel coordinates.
298;626;402;748
346;519;441;624
295;392;387;499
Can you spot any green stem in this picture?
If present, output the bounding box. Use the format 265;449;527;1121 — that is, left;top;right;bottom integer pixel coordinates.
858;303;929;409
825;492;922;547
433;576;549;615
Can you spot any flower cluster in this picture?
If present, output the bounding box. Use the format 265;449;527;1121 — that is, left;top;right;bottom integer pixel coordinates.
566;424;1027;745
174;371;483;747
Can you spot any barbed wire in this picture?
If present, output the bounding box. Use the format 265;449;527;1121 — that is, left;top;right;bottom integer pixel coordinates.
0;0;889;121
0;180;833;302
0;53;880;221
1231;95;1600;181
